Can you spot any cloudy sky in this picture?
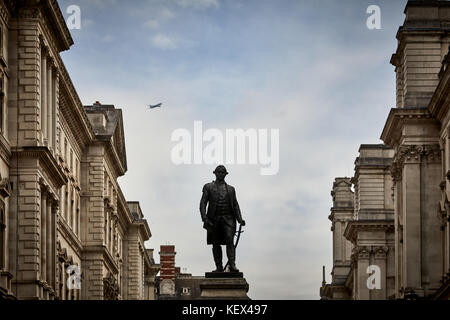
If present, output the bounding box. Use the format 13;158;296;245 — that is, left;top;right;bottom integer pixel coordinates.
58;0;407;299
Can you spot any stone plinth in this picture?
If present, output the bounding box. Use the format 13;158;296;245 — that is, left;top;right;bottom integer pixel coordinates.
200;272;250;300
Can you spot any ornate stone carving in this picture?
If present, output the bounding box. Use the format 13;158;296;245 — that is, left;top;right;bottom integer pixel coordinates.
18;7;40;19
103;272;119;300
390;160;403;182
422;144;441;162
398;145;422;162
352;246;370;260
393;144;441;173
0;176;11;198
373;246;389;259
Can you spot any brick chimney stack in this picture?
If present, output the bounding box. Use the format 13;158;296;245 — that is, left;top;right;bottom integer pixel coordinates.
159;245;176;281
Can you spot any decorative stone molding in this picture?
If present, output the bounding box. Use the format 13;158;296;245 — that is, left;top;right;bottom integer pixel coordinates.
381;108;436;147
392;144;442;177
390;160;403;182
373;246;389;259
422;144;442;162
446;170;450;183
16;147;68;189
0;176;11;198
344;220;395;243
18;7;40;20
0;1;11;26
398;145;422;163
103;272;119;300
353;246;371;260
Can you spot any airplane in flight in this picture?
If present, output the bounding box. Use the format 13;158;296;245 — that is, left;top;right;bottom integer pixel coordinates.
147;103;162;109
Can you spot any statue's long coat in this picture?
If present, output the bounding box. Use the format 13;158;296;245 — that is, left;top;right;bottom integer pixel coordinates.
199;182;243;245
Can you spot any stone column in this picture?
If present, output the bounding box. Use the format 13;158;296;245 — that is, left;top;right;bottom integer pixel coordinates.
391;161;403;297
72;190;76;231
61;261;66;300
401;151;422;291
398;144;442;295
40;49;47;144
110;215;114;253
53;70;59;155
355;246;370;300
77;199;81;236
447;215;450;275
372;246;388;300
60;186;65;222
106;211;109;248
47;61;53;150
66;182;71;225
46;196;54;289
40;188;47;283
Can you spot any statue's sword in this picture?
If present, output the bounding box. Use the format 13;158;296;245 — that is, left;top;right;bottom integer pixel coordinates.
224;223;244;271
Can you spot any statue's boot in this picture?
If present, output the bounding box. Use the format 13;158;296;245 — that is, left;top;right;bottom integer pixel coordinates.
227;244;239;272
212;245;223;272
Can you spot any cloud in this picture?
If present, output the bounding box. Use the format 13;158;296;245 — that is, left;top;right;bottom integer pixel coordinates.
151;33;178;49
144;19;159;29
159;7;176;19
175;0;220;10
150;33;197;50
101;34;115;43
142;8;175;30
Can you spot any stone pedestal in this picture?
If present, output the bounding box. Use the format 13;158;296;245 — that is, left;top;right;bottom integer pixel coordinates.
200;272;250;300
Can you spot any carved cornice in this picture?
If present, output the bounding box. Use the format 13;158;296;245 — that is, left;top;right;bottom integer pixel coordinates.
380;108;439;147
344;220;395;243
44;0;74;51
59;90;94;155
57;217;83;256
82;245;119;275
17;7;40;20
430;43;450;124
22;0;73;53
13;147;68;189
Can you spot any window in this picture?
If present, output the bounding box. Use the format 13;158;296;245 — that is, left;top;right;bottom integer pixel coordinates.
70;150;73;172
182;287;191;295
60;186;65;221
0;201;5;269
64;186;68;221
0;25;3;57
64;138;67;162
0;76;4;133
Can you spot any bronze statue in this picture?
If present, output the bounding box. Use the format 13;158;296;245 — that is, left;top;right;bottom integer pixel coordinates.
200;165;246;273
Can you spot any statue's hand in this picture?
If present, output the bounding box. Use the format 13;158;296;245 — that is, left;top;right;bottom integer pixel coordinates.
240;220;246;226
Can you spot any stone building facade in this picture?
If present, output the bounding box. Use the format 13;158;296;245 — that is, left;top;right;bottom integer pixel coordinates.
0;0;159;300
321;0;450;300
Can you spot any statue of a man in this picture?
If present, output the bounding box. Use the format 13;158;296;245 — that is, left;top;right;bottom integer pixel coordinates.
200;165;246;272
